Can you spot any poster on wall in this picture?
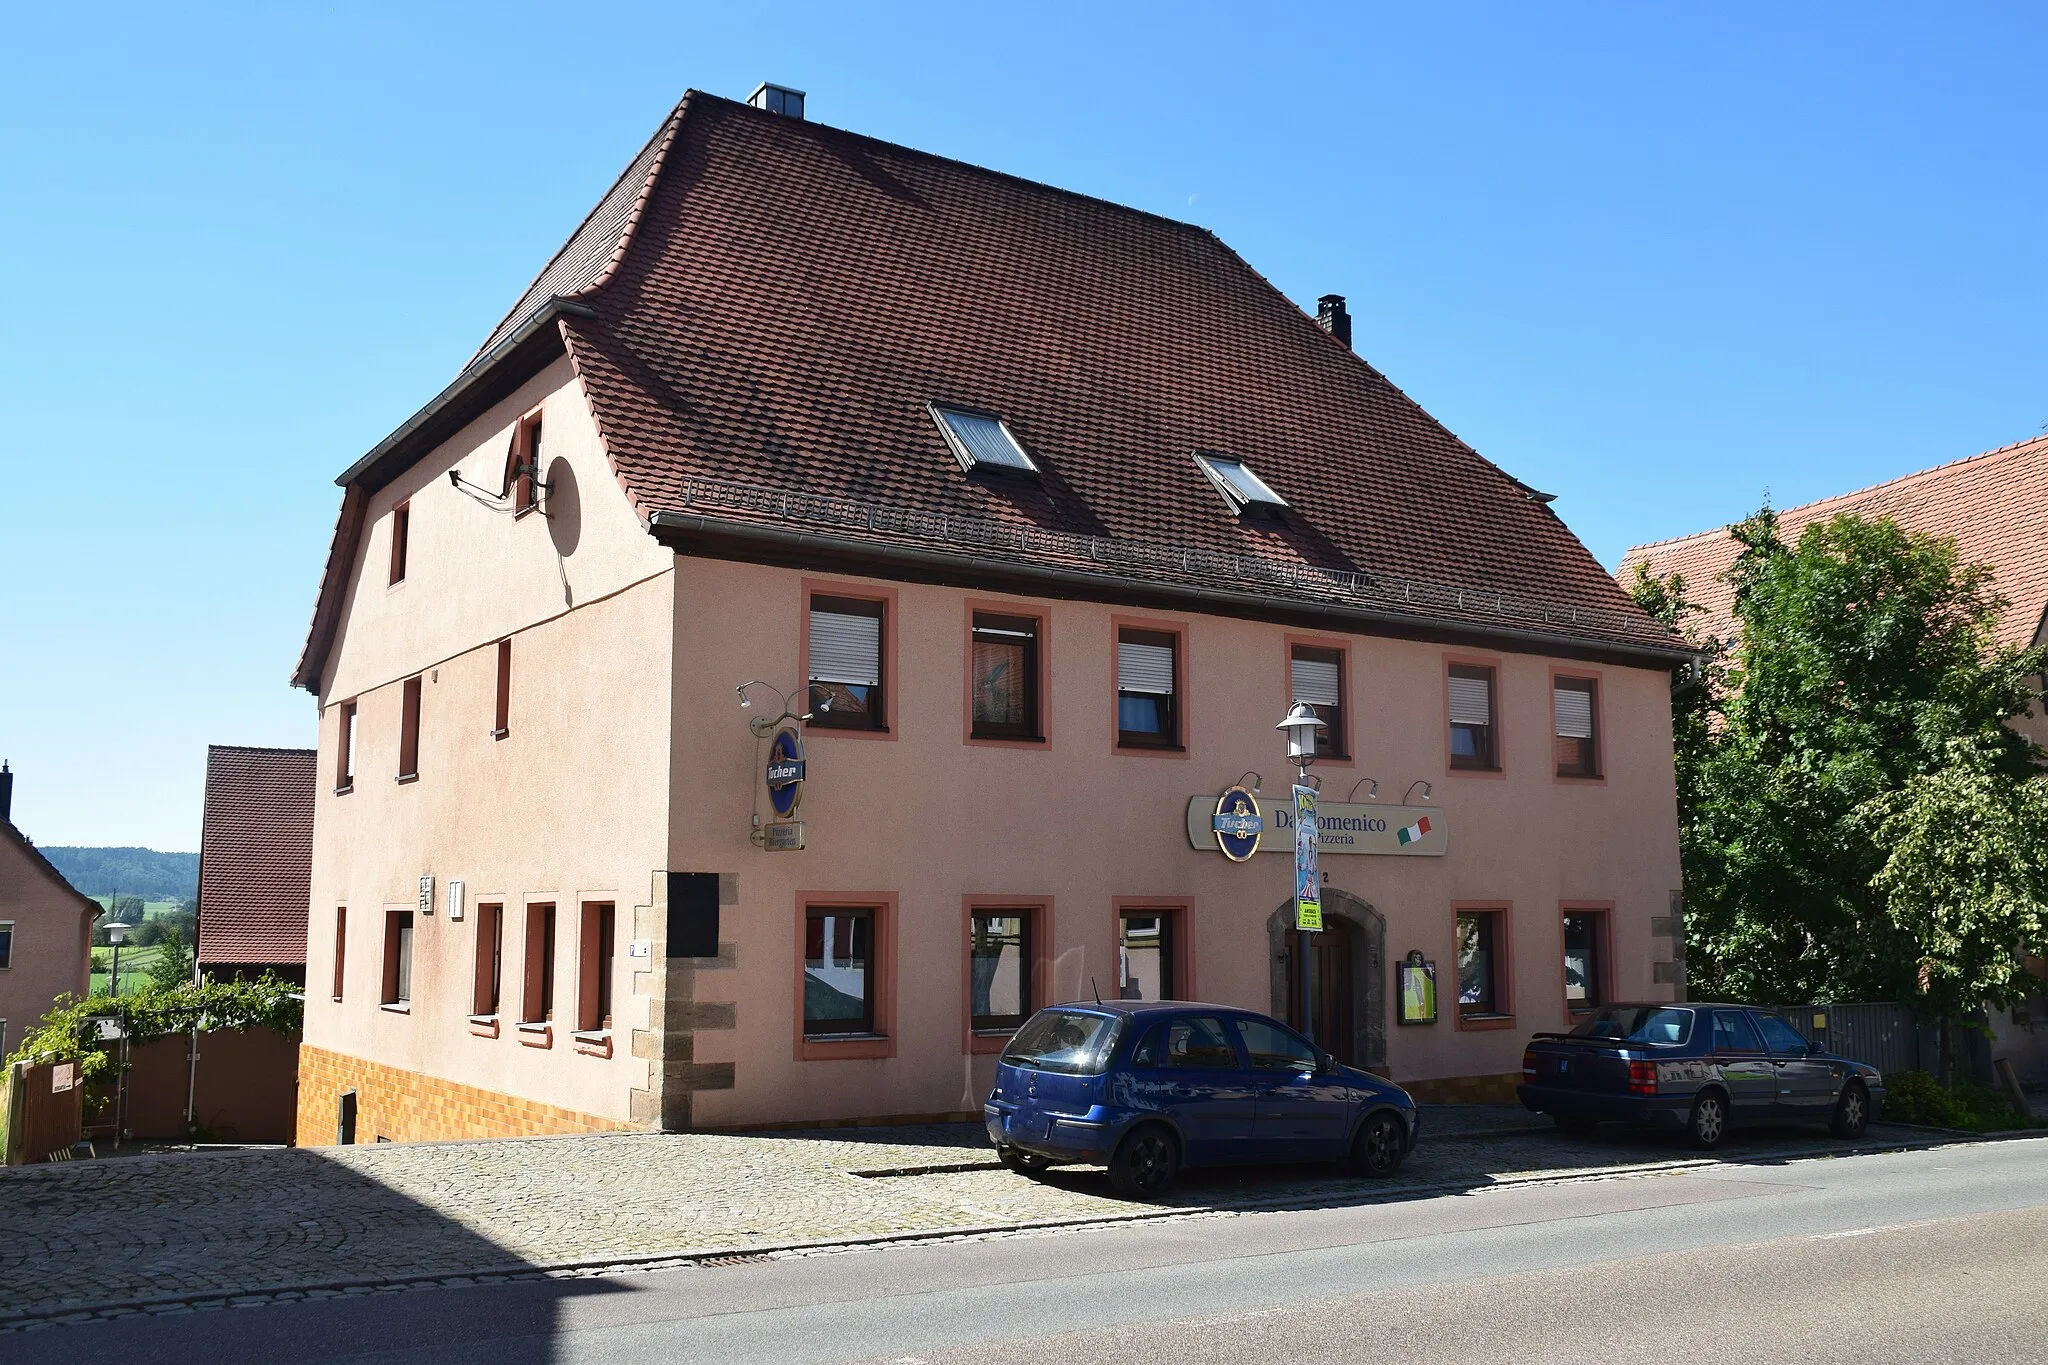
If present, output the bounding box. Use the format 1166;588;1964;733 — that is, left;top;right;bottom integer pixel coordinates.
1293;785;1321;932
1398;955;1438;1025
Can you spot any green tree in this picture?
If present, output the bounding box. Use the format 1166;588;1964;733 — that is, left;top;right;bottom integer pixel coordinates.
1631;509;2048;1019
148;927;195;991
1863;739;2048;1040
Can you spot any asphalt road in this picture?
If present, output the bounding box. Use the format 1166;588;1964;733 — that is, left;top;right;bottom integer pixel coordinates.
14;1137;2046;1364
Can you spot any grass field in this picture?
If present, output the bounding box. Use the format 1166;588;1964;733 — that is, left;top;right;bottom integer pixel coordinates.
88;944;174;996
89;897;188;918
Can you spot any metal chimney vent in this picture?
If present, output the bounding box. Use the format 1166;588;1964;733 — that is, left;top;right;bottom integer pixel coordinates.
749;83;806;119
1316;295;1352;349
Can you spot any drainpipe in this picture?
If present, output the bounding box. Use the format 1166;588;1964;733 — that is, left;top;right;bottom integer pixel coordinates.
186;870;201;1134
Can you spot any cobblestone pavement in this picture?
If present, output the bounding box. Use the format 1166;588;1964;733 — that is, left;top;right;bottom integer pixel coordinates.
0;1113;1946;1323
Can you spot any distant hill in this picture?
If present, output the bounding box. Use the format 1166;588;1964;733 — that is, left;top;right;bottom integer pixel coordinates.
37;847;199;901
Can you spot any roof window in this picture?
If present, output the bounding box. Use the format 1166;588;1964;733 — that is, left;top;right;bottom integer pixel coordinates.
1194;450;1288;516
931;405;1039;477
748;83;806;119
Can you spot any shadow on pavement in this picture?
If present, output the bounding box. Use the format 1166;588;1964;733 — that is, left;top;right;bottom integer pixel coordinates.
0;1145;629;1342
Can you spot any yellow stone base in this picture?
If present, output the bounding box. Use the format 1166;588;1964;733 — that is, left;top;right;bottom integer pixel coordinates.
1399;1071;1524;1105
294;1044;635;1147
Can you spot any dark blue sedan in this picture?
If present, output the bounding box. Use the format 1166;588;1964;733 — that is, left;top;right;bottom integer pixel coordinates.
1518;1003;1886;1148
984;1000;1417;1199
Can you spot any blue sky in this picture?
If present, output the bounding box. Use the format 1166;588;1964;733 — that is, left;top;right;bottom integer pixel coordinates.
3;3;2043;849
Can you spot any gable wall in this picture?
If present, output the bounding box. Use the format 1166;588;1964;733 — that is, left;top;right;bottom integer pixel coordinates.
300;353;675;1131
318;353;671;705
0;836;93;1054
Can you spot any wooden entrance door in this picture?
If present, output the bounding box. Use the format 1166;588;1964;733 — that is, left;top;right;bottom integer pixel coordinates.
1284;916;1357;1064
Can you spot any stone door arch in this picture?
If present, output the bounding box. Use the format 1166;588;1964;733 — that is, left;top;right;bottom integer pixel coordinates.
1266;890;1386;1071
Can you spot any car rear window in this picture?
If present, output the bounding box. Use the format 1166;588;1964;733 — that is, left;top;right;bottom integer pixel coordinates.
1001;1009;1124;1074
1569;1006;1693;1046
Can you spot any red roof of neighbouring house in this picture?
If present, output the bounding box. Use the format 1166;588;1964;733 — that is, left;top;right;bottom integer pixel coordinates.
296;91;1684;689
196;746;315;967
1619;433;2048;650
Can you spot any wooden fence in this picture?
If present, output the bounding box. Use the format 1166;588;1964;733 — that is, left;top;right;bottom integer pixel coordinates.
1;1059;84;1165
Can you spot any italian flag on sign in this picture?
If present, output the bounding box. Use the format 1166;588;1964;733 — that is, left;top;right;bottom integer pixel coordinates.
1397;816;1432;846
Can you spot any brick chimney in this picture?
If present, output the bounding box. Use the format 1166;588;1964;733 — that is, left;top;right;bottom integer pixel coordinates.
1316;295;1352;349
0;761;12;825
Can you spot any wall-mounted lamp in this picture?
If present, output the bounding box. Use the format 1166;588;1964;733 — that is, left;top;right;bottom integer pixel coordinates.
1346;777;1379;802
735;679;817;732
1237;771;1264;795
1403;780;1433;804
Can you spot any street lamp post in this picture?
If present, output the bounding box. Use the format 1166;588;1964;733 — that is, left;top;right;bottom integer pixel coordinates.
105;919;129;997
1277;702;1327;1047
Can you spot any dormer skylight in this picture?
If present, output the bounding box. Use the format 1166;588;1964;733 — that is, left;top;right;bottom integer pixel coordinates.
1194;450;1288;516
931;404;1039;477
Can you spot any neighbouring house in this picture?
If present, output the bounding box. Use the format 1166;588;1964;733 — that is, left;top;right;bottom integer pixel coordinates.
290;84;1694;1146
0;764;98;1055
1621;431;2048;1084
196;745;317;987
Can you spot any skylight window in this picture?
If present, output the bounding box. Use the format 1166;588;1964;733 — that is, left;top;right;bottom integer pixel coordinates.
931;405;1039;476
1194;450;1289;516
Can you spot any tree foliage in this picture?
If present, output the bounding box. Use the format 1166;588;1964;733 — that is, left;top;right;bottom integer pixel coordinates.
1631;509;2048;1017
37;846;199;902
147;927;196;990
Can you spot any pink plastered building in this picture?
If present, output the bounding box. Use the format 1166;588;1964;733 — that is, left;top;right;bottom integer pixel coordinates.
0;766;97;1059
291;88;1691;1143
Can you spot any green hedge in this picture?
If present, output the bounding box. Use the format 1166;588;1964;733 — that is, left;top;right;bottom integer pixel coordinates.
1882;1069;2033;1131
5;975;302;1088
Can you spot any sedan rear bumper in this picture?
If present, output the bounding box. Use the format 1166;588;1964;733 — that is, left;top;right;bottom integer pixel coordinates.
1517;1084;1692;1129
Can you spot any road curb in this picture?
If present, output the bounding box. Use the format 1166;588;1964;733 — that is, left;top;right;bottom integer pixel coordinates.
3;1127;2030;1331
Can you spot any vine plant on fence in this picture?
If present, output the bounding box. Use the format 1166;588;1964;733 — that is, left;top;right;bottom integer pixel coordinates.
5;974;303;1088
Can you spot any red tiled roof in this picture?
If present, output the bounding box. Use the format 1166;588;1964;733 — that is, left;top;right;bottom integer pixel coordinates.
1619;433;2048;650
196;745;315;967
564;94;1671;649
298;91;1684;686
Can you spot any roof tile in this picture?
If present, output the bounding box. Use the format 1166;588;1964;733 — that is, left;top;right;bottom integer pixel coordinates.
196;745;315;967
542;94;1672;653
1619;433;2048;649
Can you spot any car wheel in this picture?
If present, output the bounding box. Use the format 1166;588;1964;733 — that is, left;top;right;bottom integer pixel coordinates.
1553;1114;1598;1137
997;1145;1051;1177
1830;1082;1870;1141
1350;1111;1407;1179
1107;1124;1180;1200
1687;1091;1728;1150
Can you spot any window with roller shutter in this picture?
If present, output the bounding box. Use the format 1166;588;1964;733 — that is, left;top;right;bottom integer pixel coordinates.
1554;677;1598;777
808;596;886;729
1448;665;1497;771
1116;628;1180;748
1289;646;1345;758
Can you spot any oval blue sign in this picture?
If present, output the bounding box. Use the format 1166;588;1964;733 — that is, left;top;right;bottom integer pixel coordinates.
1210;784;1263;862
767;727;804;818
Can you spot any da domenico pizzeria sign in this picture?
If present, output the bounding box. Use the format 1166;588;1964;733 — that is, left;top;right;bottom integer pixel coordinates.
1183;794;1447;857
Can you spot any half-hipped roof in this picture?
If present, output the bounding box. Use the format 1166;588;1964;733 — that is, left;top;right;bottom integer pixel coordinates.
296;91;1684;690
196;745;315;967
1619;433;2048;650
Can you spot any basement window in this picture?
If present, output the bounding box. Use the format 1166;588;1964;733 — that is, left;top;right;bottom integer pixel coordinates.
1194;451;1288;516
930;405;1039;476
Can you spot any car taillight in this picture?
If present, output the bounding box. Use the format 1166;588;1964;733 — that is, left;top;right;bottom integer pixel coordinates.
1522;1049;1537;1079
1627;1060;1658;1096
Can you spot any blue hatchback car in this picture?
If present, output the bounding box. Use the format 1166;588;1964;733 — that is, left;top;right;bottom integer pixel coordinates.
984;1000;1417;1199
